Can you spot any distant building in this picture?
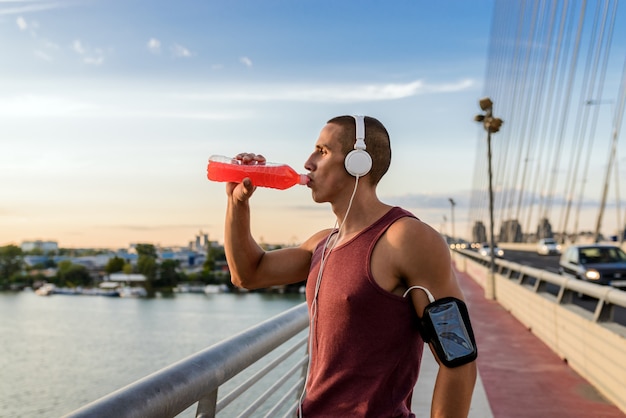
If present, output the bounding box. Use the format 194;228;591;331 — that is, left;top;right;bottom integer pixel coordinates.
499;219;523;242
21;240;59;253
108;273;147;282
536;218;554;240
73;254;117;269
190;231;210;252
472;221;487;243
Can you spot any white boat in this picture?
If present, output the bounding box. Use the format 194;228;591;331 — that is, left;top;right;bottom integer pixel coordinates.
174;284;207;293
34;283;56;296
118;286;148;298
204;284;228;294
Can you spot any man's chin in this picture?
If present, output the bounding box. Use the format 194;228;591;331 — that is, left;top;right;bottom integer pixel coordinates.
310;192;328;204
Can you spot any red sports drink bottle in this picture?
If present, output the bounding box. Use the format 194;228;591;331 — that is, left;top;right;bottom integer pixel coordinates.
206;155;309;190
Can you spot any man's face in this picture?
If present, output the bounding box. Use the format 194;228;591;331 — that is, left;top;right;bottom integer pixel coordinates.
304;123;353;203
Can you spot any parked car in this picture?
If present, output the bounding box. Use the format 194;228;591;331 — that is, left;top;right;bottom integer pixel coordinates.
537;238;561;255
558;244;626;289
478;242;504;258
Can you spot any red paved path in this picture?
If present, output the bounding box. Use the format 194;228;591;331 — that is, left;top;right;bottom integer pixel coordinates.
455;264;625;418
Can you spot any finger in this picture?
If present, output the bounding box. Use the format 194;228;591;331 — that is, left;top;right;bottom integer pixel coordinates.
239;153;256;164
234;153;249;162
242;178;256;195
234;153;266;165
229;178;256;202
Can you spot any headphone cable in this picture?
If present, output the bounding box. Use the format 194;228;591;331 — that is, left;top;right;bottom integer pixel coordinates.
297;174;360;417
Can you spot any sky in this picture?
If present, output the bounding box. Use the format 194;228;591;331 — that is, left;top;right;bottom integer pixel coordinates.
0;0;532;249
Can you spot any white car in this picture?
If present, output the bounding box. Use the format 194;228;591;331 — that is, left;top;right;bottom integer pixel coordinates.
537;238;561;255
478;242;504;258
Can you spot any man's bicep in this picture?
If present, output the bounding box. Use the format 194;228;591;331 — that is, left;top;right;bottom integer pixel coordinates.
256;247;313;285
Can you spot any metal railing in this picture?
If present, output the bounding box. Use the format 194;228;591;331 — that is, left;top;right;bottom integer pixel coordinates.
65;303;310;418
456;248;626;330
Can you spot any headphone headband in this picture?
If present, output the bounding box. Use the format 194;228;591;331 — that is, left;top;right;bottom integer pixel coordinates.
353;115;366;149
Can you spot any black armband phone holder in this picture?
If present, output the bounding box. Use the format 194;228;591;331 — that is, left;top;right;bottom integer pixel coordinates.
404;286;477;368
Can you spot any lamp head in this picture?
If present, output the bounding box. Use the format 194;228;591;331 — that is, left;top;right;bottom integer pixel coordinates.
487;117;503;133
479;97;493;111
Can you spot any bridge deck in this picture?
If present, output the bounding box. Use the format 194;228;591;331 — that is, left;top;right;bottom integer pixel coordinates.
411;264;625;417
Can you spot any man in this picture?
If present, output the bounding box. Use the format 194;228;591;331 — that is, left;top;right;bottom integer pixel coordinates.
224;115;476;417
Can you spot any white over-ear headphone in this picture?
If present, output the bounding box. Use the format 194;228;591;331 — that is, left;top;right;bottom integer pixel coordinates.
344;115;372;177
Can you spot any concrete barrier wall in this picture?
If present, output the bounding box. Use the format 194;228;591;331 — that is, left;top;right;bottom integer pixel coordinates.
452;252;626;414
498;241;626;253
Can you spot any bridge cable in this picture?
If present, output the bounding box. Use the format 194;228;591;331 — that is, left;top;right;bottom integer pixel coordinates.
572;0;617;239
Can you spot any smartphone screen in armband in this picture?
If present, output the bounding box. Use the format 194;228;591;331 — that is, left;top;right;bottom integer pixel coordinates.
421;297;477;368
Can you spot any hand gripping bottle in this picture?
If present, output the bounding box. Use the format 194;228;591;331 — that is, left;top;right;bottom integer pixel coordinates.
206;155;309;190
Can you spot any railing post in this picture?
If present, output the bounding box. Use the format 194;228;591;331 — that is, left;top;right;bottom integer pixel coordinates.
296;352;309;412
195;389;218;418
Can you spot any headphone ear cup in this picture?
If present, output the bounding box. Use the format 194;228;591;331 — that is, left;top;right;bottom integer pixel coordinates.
344;149;372;177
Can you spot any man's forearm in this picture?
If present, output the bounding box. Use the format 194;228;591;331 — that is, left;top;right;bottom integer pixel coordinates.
430;362;477;418
224;199;264;288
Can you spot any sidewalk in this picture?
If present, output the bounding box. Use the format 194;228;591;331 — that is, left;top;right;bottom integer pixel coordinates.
453;265;625;417
413;341;493;417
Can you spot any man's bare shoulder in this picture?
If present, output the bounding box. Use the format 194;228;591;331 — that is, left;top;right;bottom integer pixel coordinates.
298;228;335;253
388;216;449;255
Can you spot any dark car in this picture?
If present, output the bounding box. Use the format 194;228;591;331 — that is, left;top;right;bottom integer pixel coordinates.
558;244;626;289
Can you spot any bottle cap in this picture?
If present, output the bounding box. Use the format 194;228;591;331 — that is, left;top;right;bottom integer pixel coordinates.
299;174;309;185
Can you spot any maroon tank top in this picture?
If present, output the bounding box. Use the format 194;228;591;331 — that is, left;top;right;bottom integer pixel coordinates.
302;207;424;417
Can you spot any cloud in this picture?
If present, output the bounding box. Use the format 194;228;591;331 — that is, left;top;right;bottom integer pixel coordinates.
0;92;247;120
16;14;57;59
179;79;476;103
0;77;473;120
15;14;40;37
0;94;96;117
0;1;67;16
83;55;103;65
171;43;192;58
32;39;59;60
16;15;27;29
384;192;468;210
147;37;161;54
72;39;85;54
34;49;52;61
41;38;59;49
71;39;105;65
239;56;252;67
427;79;475;93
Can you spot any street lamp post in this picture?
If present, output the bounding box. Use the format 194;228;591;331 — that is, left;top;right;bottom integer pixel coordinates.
449;198;456;243
475;97;503;300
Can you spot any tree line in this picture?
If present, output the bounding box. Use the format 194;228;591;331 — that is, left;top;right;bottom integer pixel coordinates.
0;243;229;292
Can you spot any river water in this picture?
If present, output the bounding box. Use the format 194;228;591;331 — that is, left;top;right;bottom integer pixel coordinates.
0;290;306;417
